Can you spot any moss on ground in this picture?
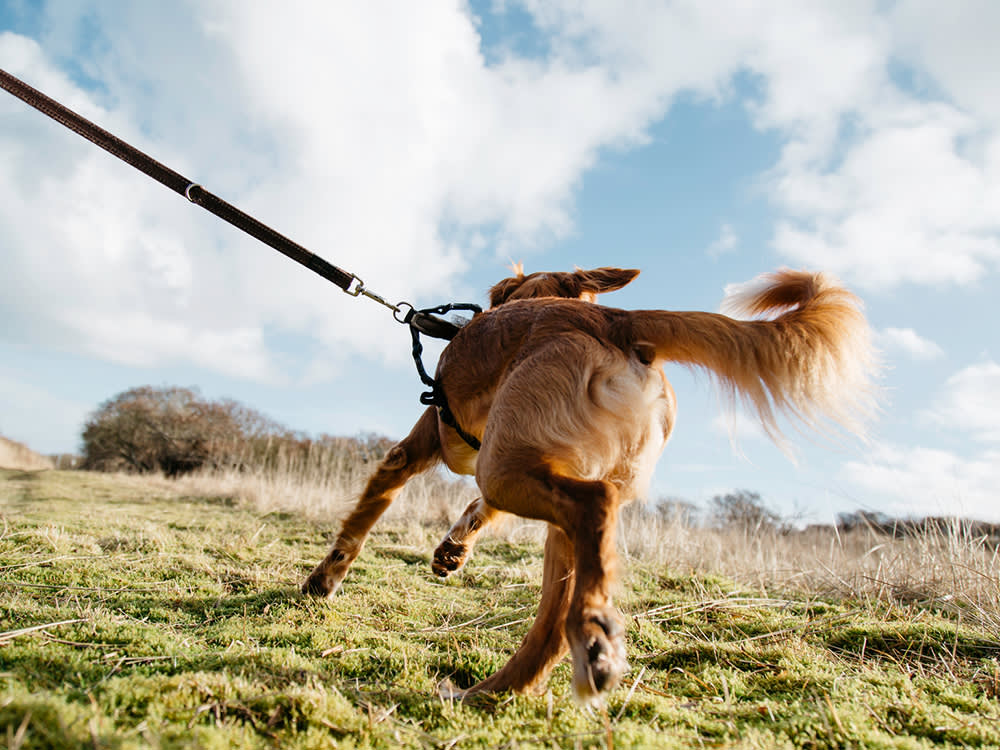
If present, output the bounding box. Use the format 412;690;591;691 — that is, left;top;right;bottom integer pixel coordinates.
2;469;999;748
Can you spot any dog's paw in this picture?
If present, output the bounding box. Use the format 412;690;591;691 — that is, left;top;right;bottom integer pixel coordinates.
300;570;341;598
437;677;469;701
300;550;350;598
431;537;470;578
568;607;628;704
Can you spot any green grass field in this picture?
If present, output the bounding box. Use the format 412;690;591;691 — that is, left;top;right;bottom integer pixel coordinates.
2;469;999;748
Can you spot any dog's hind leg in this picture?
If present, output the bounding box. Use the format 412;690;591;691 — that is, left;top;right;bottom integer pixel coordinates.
302;407;441;598
442;524;574;698
546;473;627;706
475;455;627;703
432;497;501;578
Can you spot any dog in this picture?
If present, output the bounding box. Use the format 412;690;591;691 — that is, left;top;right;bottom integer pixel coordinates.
302;265;877;705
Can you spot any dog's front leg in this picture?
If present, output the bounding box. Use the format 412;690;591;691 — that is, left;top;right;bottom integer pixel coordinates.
432;497;501;578
302;407;441;598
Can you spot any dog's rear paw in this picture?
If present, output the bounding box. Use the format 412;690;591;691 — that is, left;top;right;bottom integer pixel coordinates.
569;608;628;705
300;570;340;598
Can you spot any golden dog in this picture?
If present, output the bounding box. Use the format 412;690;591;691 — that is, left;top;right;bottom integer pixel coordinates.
303;266;877;704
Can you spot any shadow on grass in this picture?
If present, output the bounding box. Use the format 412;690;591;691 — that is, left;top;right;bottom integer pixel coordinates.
106;585;301;623
822;623;1000;666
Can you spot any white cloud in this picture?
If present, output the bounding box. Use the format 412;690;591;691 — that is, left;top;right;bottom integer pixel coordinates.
770;103;1000;287
3;0;999;388
707;222;738;258
845;361;1000;519
0;2;729;381
517;1;1000;289
843;441;1000;522
757;1;1000;289
890;0;1000;123
923;361;1000;442
878;327;944;361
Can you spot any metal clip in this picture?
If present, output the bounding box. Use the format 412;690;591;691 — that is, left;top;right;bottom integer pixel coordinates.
359;287;401;313
344;274;365;296
344;275;401;314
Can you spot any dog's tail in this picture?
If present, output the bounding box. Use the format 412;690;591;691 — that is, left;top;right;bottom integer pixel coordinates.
628;268;879;444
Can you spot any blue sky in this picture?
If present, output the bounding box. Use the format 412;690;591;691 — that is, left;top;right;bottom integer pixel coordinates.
1;1;998;522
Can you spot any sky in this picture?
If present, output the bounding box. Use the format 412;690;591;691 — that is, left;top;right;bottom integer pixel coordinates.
1;1;998;523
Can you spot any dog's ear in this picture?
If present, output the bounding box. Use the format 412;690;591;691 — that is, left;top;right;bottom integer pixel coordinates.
488;263;526;307
490;267;639;307
575;267;640;294
489;275;526;307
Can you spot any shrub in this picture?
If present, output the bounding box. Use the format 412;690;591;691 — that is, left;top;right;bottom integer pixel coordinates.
81;386;269;476
80;386;393;480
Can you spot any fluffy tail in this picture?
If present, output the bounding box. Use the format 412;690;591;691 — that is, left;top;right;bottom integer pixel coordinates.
628;269;879;444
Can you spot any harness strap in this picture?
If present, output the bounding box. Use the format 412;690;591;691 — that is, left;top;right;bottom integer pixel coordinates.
408;304;483;451
422;384;483;451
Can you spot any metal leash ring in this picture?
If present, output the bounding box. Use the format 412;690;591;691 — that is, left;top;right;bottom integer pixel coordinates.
393;302;416;325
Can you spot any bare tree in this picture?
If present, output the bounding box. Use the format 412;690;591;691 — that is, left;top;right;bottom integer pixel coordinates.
708;490;782;533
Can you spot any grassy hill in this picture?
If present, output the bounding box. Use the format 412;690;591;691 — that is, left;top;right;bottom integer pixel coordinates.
0;437;54;472
2;468;999;748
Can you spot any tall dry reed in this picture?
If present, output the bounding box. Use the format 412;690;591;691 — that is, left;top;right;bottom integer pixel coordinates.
174;442;998;630
173;436;478;538
619;505;1000;632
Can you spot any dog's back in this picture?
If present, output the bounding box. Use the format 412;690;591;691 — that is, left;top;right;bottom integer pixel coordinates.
439;297;675;498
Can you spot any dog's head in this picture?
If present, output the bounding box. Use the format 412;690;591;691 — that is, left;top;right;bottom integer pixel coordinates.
488;265;639;308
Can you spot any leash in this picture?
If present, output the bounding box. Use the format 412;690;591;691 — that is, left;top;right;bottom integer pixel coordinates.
0;67;484;448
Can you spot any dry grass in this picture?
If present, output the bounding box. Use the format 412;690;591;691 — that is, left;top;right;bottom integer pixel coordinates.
169;447;1000;638
0;436;54;471
618;506;1000;635
172;456;475;529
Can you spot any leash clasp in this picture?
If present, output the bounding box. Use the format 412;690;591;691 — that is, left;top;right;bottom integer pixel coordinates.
344;274;366;297
344;274;403;315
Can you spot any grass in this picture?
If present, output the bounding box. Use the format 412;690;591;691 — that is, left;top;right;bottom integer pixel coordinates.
0;439;53;472
2;469;1000;748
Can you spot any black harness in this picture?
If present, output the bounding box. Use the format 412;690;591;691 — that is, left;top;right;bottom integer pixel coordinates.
403;303;483;451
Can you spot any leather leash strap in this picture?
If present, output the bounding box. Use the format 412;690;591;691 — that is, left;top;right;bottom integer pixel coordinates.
0;67;358;295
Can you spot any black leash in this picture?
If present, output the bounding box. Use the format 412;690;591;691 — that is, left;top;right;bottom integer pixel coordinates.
1;67;484;449
0;67;364;297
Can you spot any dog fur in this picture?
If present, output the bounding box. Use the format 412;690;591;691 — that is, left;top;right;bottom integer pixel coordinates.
302;266;878;704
